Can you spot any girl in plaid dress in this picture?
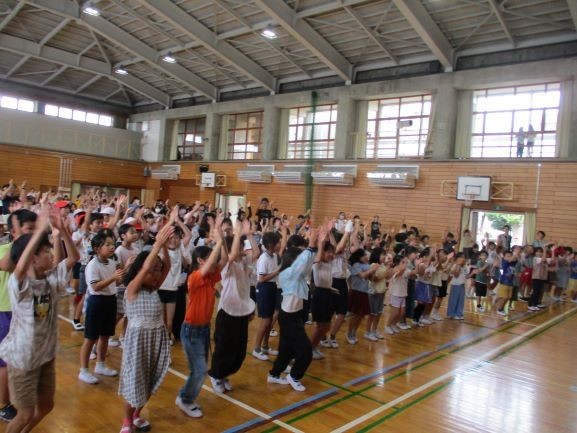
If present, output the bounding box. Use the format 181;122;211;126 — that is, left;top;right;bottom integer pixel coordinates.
118;224;174;433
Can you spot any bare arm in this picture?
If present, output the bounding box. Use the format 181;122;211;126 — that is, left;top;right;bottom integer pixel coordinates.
14;201;50;282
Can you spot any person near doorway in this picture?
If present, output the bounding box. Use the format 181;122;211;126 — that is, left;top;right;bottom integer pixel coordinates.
515;127;525;157
497;225;512;251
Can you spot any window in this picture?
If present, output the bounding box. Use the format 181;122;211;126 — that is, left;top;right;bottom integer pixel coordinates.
41;104;115;127
287;104;337;159
177;117;205;161
471;83;560;158
366;95;432;159
228;111;263;160
45;104;59;116
1;96;35;112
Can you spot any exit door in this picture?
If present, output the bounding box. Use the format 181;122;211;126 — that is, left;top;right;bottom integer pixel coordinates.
215;193;246;224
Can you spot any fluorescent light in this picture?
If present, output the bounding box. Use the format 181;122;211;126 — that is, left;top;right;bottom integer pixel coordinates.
261;27;277;39
82;2;100;16
114;68;128;75
162;54;176;63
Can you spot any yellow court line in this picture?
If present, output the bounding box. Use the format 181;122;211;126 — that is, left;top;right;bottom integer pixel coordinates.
58;314;305;433
330;307;577;433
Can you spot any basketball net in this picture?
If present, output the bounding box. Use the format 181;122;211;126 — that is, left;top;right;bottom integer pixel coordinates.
464;194;476;207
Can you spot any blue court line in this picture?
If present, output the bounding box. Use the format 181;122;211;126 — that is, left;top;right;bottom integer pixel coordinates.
221;388;338;433
225;309;537;432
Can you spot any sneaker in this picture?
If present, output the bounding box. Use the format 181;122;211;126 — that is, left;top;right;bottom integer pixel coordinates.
312;349;325;360
433;314;444;321
364;331;378;342
537;304;546;309
209;376;225;393
346;332;357;345
89;351;97;360
0;404;17;422
108;338;120;347
133;417;151;432
72;320;84;331
78;370;99;384
319;339;332;348
287;374;306;392
421;318;433;325
94;364;118;377
455;316;465;320
267;374;289;385
223;378;233;392
571;299;577;304
269;329;278;337
252;349;269;361
417;321;426;327
392;326;400;334
373;331;385;339
385;326;395;335
262;347;279;356
496;310;506;316
478;306;485;312
329;338;339;348
175;396;203;418
528;306;538;311
397;322;411;330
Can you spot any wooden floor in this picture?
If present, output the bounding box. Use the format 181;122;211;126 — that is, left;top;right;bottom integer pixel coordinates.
33;297;577;433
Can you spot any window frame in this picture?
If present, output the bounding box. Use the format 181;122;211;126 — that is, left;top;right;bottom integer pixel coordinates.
286;104;338;160
470;82;560;159
365;94;432;159
176;117;206;161
227;111;264;160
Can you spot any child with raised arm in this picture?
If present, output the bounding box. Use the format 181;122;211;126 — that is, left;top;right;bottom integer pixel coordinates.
268;226;326;392
118;224;173;433
0;202;79;433
175;218;225;418
208;220;259;393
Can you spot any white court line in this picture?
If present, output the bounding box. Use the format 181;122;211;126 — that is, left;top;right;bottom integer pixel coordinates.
58;314;304;433
331;306;577;433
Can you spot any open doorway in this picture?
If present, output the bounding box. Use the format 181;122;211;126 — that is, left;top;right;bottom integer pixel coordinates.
215;193;246;224
469;210;525;248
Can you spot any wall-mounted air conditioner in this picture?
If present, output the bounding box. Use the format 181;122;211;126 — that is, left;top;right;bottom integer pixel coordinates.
272;165;309;184
236;164;274;183
366;165;420;188
150;164;180;180
311;164;357;186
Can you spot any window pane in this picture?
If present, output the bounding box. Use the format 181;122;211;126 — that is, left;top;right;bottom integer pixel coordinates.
485;112;512;133
99;115;112;126
1;96;18;109
58;107;72;119
17;99;34;112
73;110;86;122
45;104;59;116
544;109;558;131
86;112;99;124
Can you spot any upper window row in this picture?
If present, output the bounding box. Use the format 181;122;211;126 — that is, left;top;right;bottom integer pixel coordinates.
171;81;561;161
0;95;115;128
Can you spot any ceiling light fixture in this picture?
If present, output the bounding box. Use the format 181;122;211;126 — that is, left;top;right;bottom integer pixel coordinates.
162;54;176;63
114;68;128;75
261;25;277;39
82;1;100;16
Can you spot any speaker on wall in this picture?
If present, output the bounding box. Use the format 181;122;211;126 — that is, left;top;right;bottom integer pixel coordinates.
199;165;209;173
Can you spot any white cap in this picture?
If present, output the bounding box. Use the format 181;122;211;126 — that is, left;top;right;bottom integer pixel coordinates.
101;207;115;216
72;209;86;217
243;239;252;251
125;217;136;224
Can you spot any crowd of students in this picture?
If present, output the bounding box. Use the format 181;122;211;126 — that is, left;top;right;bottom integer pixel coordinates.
1;181;576;433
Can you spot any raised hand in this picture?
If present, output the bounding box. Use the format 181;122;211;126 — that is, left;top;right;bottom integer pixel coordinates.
169;205;179;223
241;219;252;235
155;223;175;246
307;227;319;247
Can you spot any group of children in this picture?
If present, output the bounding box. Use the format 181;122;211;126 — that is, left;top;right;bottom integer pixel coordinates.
1;185;577;433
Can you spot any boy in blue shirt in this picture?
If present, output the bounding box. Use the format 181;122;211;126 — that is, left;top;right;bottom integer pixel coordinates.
494;250;517;315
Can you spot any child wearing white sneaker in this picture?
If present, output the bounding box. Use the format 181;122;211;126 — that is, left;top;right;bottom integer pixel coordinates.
385;255;409;335
431;249;452;321
413;249;435;326
118;224;173;433
208;220;258;393
268;226;327;392
366;248;392;340
78;230;124;384
0;201;79;433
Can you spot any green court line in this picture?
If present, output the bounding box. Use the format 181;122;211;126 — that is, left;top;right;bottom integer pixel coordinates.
258;306;556;431
354;308;577;433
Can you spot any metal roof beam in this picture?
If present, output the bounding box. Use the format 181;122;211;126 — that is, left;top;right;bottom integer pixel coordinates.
488;0;515;46
25;0;216;100
140;0;276;91
391;0;454;69
569;0;577;31
0;2;25;32
39;17;69;46
252;0;352;81
5;55;30;78
41;65;66;86
74;74;101;94
344;6;398;64
0;33;170;106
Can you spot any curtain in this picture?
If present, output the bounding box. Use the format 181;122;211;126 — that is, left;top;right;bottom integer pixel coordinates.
454;90;473;159
168;119;179;161
556;80;573;158
524;212;536;245
458;207;471;251
277;109;289;159
355;100;368;159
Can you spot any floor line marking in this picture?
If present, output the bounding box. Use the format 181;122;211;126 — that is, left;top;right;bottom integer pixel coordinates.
57;313;305;433
330;306;577;433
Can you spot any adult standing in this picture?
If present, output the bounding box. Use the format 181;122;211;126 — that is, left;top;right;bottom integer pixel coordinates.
515;127;526;158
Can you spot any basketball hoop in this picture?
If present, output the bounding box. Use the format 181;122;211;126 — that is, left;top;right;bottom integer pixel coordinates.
464;194;477;207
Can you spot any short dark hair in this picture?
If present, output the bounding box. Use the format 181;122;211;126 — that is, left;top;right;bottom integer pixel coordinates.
7;209;37;232
10;232;51;263
89;213;104;225
287;234;306;249
262;231;280;250
537;230;546;237
91;229;115;251
191;246;212;271
118;223;134;240
534;247;544;253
